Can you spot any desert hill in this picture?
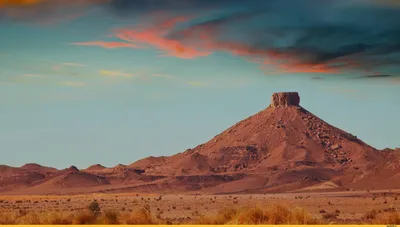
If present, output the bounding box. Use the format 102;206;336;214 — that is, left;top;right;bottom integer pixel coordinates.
1;92;399;195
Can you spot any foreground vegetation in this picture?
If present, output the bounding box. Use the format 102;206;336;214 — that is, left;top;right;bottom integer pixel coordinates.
0;200;398;224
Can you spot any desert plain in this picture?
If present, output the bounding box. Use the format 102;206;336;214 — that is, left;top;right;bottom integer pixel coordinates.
0;190;400;224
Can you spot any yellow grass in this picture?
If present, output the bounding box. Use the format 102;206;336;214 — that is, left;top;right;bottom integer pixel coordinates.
1;201;398;225
0;206;158;224
193;204;321;224
372;211;400;224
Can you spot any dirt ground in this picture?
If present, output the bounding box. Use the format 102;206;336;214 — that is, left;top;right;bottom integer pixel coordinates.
0;189;399;224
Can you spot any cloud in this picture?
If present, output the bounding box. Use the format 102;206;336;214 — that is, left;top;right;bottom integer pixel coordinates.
3;0;400;75
72;41;140;49
99;70;133;78
22;73;47;77
76;16;211;59
111;16;212;59
0;0;45;8
62;62;87;67
0;0;105;23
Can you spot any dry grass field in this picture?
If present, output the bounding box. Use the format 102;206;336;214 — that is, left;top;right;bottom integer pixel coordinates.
0;190;399;224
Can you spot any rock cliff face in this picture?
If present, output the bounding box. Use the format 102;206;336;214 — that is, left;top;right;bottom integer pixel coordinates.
270;92;300;107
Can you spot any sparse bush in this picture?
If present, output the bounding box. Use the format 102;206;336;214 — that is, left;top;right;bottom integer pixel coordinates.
88;201;101;215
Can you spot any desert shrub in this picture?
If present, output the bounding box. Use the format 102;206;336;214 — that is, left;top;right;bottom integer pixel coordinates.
88;201;101;215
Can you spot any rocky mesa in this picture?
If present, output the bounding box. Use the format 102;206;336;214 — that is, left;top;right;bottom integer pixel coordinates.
1;92;399;195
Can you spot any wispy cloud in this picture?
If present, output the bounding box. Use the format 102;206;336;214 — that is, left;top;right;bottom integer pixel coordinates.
22;74;48;78
72;41;140;49
0;0;105;24
90;1;400;75
62;62;87;67
99;70;133;78
0;0;45;8
74;16;211;59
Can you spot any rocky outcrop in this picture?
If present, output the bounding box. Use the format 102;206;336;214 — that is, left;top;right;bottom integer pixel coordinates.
66;166;79;174
270;92;300;107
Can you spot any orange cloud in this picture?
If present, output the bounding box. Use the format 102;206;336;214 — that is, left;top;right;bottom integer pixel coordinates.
72;41;140;49
114;16;211;59
0;0;109;23
0;0;108;8
0;0;44;8
73;14;360;74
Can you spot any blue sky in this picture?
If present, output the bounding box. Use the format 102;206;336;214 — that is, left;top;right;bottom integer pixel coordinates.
0;0;399;169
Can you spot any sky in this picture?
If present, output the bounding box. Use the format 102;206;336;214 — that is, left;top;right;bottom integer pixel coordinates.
0;0;399;169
